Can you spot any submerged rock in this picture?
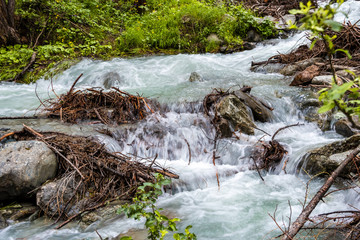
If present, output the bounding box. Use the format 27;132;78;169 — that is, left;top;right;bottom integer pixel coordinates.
80;200;126;229
300;134;360;178
0;141;58;201
188;72;204;82
103;72;123;89
216;95;256;135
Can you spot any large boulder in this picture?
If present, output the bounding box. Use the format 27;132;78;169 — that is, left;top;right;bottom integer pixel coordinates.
233;90;273;122
216;95;256;135
300;134;360;178
0;141;58;201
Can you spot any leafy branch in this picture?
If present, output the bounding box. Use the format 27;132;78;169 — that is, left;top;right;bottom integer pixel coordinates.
118;173;197;240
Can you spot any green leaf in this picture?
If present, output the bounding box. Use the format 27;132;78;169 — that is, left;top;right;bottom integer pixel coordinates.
318;102;335;113
335;49;352;59
310;39;318;50
324;20;342;31
120;237;133;240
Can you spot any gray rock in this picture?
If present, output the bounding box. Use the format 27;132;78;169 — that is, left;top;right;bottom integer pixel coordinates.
243;42;256;50
103;72;123;89
217;95;256;135
300;134;360;178
233;90;273;122
246;30;262;42
280;58;323;76
311;75;334;86
334;118;357;137
290;90;330;130
189;72;204;82
0;141;58;201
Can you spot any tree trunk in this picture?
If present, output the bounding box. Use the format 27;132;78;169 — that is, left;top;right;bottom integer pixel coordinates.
0;0;19;45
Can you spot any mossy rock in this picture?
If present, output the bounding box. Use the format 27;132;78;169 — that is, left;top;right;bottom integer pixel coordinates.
299;134;360;178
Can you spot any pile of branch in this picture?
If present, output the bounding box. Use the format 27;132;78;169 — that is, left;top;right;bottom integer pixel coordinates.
240;0;317;19
44;84;154;124
13;125;178;226
259;22;360;67
250;124;303;174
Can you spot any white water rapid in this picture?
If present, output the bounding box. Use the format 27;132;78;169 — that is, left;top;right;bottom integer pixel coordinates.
1;1;360;239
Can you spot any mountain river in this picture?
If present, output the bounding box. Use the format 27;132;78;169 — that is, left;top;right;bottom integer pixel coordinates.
1;1;360;239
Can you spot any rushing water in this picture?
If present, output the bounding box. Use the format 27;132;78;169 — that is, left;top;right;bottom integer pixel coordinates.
1;1;360;239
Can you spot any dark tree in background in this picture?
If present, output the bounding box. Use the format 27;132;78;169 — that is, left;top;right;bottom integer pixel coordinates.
0;0;19;45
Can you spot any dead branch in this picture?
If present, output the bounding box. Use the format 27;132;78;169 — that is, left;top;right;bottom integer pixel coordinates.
67;73;83;95
272;123;304;141
184;138;192;165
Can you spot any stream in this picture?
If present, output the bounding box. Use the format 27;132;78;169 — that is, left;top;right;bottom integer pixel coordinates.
1;1;360;239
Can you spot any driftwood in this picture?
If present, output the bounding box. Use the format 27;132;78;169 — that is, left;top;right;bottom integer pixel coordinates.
281;146;360;240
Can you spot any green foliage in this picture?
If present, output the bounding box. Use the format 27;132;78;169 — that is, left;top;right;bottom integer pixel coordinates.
0;45;34;81
319;75;360;117
118;174;196;240
1;0;276;82
116;0;276;52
